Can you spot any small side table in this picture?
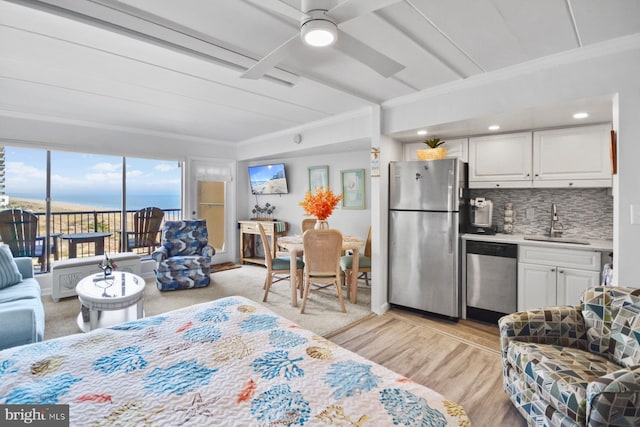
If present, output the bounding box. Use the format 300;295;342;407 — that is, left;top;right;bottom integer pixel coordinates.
75;271;145;332
238;220;288;265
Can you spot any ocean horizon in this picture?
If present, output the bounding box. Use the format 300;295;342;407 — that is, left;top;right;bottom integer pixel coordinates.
10;192;181;211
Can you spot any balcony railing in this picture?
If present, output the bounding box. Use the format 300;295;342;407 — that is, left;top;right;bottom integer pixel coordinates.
33;208;181;267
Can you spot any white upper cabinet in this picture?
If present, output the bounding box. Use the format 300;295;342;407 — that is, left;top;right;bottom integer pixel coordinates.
404;138;468;162
468;132;532;188
468;124;612;188
532;124;612;187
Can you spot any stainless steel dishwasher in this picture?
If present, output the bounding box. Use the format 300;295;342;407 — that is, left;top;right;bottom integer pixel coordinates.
466;240;517;322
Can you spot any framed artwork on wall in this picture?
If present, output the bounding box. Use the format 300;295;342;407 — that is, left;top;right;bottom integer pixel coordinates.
308;165;329;193
341;169;365;209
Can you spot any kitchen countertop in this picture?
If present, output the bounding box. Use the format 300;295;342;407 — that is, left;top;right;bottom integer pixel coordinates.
461;233;613;252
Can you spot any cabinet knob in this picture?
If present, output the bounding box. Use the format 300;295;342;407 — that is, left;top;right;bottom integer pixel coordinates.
568;182;573;186
534;174;539;178
559;270;564;274
526;173;530;177
551;268;555;272
496;184;500;187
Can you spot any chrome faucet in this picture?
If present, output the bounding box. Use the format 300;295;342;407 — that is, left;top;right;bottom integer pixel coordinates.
550;203;564;237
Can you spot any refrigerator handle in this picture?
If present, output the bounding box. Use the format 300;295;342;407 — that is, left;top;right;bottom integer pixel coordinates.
447;211;453;254
448;167;454;212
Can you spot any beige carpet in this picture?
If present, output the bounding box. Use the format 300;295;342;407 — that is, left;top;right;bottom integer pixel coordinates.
42;264;372;340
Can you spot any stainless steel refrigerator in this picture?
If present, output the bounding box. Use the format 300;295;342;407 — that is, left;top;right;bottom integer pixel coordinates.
388;159;467;318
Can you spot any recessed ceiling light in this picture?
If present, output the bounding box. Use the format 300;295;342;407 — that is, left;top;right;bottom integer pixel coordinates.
488;125;500;131
417;130;427;135
573;112;589;119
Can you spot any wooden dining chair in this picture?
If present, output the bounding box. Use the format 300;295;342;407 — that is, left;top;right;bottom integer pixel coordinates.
300;229;346;314
257;223;304;302
300;218;317;233
341;226;372;299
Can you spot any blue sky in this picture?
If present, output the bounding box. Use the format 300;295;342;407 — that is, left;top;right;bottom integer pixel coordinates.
5;147;181;196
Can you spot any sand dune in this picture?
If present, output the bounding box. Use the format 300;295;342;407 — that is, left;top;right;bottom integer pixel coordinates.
9;198;103;213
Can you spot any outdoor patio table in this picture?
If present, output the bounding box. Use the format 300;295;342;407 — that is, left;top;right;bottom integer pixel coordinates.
60;232;112;258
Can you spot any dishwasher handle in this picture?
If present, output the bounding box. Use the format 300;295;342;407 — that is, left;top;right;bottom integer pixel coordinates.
466;241;517;258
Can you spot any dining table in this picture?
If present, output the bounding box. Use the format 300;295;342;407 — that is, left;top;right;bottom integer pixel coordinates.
277;234;364;307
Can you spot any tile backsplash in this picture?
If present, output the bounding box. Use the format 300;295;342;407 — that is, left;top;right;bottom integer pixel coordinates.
468;188;613;240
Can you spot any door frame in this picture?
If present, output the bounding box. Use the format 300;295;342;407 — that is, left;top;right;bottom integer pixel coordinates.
185;157;237;264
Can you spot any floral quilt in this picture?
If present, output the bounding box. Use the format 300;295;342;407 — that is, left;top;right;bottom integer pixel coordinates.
0;296;469;426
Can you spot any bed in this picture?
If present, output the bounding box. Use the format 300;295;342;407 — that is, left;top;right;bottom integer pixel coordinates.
0;296;469;426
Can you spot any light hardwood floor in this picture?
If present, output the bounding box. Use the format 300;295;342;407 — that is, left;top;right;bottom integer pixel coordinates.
328;308;526;427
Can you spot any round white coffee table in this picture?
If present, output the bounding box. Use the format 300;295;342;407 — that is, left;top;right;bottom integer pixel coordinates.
76;271;145;332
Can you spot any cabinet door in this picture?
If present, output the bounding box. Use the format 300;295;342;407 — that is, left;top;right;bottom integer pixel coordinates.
556;268;600;306
468;132;532;188
518;262;557;311
533;124;612;187
444;138;468;162
403;138;468;162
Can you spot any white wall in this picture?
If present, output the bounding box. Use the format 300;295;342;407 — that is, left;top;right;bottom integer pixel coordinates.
237;150;371;258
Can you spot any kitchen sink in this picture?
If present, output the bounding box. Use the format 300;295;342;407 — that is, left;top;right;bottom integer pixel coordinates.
523;235;591;245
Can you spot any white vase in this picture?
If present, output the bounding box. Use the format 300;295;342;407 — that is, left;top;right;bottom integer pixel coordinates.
314;220;329;230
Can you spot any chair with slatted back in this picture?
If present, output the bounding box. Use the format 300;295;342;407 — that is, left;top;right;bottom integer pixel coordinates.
121;207;164;254
340;226;371;299
257;223;304;302
300;218;317;233
300;229;345;314
0;209;45;272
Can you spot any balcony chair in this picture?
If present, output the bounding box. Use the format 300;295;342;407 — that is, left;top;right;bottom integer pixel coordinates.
340;226;371;299
0;209;49;272
119;207;164;254
499;286;640;426
300;229;346;314
151;219;215;291
256;223;304;302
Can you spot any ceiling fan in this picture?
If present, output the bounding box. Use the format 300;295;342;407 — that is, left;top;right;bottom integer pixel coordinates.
242;0;405;80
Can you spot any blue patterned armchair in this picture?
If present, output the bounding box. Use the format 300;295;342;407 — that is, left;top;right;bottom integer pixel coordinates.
499;286;640;426
151;219;215;291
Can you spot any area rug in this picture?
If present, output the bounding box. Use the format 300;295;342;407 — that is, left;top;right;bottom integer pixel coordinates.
42;264;372;341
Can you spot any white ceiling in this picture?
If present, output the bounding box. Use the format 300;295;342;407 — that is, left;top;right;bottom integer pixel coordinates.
1;0;639;145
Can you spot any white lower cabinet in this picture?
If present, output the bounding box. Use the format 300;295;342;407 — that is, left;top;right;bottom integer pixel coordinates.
517;245;601;311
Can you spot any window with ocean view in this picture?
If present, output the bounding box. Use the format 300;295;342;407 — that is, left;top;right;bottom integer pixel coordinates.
2;145;183;271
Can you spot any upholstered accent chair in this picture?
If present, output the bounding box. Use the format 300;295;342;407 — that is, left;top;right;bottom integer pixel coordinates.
499;286;640;427
151;219;215;291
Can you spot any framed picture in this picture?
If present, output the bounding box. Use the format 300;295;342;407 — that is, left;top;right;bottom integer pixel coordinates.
341;169;365;209
308;165;329;193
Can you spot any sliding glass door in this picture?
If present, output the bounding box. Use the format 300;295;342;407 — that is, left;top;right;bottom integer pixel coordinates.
1;145;185;271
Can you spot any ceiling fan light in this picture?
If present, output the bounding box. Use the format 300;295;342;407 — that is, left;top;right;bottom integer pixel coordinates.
301;19;337;47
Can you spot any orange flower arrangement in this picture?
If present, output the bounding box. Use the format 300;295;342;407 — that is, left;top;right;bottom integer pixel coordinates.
299;187;343;220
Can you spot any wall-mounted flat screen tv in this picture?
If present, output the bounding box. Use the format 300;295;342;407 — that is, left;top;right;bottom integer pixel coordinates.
248;163;289;195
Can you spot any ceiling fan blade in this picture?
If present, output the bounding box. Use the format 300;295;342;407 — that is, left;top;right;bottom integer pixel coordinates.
334;29;404;77
328;0;402;24
241;34;301;80
244;0;307;22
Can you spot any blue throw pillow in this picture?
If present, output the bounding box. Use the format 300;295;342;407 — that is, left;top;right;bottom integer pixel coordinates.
0;245;23;289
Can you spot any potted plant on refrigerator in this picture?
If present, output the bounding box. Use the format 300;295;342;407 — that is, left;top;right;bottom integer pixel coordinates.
416;137;447;160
